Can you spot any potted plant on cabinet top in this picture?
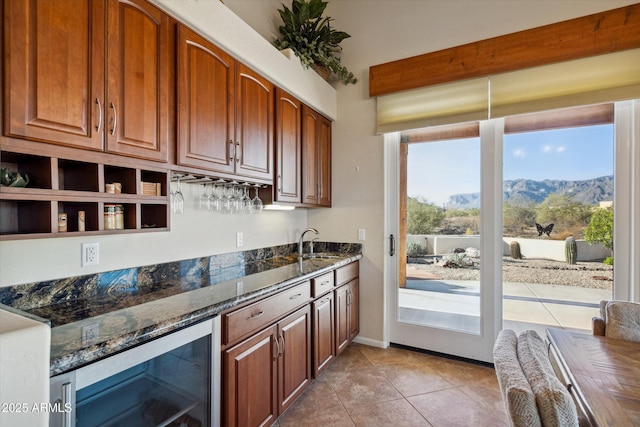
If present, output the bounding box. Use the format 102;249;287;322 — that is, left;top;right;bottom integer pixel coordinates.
273;0;357;85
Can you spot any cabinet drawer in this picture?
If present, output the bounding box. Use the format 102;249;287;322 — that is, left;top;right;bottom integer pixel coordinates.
335;261;358;286
224;281;310;345
312;272;334;298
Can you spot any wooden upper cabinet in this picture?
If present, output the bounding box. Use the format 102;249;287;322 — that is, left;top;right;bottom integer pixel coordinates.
176;25;235;174
4;0;170;162
235;64;273;181
4;0;106;150
105;0;170;162
301;105;331;207
274;89;302;203
317;114;332;207
177;25;273;181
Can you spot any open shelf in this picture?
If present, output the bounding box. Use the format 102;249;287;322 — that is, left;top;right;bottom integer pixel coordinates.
0;200;52;235
104;165;137;195
58;202;99;233
58;159;99;192
0;148;170;240
1;151;52;190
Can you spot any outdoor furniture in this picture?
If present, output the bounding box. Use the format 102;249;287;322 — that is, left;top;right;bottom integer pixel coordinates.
493;329;578;427
592;300;640;342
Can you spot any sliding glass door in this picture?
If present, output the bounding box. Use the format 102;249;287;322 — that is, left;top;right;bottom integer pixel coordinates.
385;101;638;363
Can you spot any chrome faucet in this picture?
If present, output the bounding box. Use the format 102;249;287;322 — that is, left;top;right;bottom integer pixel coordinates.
299;228;319;258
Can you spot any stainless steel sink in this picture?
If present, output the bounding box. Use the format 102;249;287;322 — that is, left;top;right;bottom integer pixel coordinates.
302;253;345;260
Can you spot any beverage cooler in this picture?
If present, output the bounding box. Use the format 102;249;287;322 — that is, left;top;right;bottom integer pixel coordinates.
50;317;221;427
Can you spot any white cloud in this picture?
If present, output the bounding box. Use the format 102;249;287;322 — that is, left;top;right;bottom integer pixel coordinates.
556;146;566;153
543;145;552;153
513;149;526;158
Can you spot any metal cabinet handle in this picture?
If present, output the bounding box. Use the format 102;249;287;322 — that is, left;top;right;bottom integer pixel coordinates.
289;293;302;300
95;98;102;132
278;174;282;192
247;310;264;320
229;140;235;161
279;333;285;355
274;336;280;360
321;280;331;286
109;102;117;135
62;382;72;427
235;141;241;163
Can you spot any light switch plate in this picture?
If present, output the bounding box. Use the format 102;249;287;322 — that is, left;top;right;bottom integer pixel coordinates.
358;228;366;241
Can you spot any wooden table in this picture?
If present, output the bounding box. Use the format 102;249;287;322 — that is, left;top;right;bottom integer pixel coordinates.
546;328;640;426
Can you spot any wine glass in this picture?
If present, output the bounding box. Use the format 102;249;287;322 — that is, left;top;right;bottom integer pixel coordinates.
173;175;184;214
251;185;263;214
239;184;250;213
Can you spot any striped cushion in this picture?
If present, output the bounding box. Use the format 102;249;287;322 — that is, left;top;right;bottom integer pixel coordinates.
517;330;578;427
493;329;542;427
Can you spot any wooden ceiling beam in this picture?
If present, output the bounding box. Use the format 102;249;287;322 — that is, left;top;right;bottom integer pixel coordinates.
369;3;640;97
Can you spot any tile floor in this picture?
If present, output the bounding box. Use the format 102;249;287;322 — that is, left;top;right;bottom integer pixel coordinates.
273;343;507;427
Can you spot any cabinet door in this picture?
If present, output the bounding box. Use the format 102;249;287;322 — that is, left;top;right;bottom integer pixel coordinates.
301;105;320;205
224;325;278;427
4;0;105;150
335;284;350;355
235;64;273;181
176;25;235;174
348;279;360;341
274;89;302;203
313;293;335;377
105;0;170;162
317;114;332;207
277;306;311;414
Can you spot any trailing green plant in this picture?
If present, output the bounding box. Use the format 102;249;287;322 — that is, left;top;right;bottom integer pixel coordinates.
565;236;578;265
273;0;357;84
604;256;613;265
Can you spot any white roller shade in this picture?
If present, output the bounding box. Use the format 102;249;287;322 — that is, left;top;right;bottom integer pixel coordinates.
376;77;489;134
491;49;640;118
375;48;640;134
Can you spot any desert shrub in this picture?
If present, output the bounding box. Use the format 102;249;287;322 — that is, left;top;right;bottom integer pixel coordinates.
407;198;445;234
407;241;426;257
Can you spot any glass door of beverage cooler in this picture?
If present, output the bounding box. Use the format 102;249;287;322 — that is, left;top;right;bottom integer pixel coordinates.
50;317;220;427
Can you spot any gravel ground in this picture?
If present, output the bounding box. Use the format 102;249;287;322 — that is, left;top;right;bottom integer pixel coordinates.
409;256;613;290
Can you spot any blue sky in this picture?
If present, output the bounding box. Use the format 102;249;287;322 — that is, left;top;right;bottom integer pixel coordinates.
407;124;614;206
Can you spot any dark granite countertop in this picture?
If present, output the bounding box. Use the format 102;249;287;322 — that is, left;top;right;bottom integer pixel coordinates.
14;252;361;376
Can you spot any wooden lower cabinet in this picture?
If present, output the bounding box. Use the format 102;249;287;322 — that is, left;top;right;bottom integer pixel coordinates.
224;305;311;427
312;292;335;377
335;278;359;356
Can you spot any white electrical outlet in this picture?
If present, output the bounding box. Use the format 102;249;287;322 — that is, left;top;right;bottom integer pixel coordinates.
358;228;366;241
236;232;243;247
82;242;99;267
82;323;100;346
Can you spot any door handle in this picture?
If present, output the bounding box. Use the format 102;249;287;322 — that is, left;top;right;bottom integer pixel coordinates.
390;234;396;256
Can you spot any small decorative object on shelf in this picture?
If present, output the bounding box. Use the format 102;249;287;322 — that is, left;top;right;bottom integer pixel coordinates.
0;167;29;187
78;211;86;232
58;213;67;232
273;0;357;85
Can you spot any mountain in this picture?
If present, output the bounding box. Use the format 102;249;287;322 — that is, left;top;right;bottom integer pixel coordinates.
446;175;613;209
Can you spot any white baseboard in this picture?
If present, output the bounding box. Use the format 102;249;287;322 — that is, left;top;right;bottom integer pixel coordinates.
352;335;389;349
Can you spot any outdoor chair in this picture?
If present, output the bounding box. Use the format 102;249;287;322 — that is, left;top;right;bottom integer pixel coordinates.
493;329;579;427
592;300;640;342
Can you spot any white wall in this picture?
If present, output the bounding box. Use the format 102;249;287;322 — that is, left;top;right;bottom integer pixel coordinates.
225;0;637;345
